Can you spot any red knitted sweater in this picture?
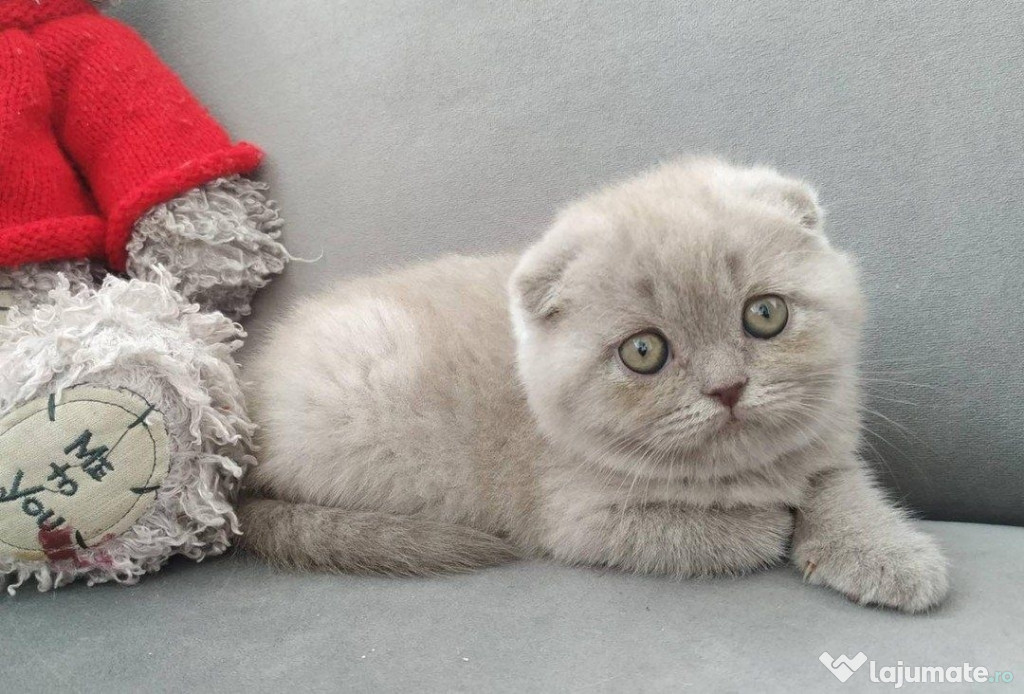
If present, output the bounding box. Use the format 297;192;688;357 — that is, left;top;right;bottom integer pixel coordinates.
0;0;262;270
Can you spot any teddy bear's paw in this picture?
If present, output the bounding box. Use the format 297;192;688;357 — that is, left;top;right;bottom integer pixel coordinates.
126;175;289;318
795;529;949;613
0;386;168;563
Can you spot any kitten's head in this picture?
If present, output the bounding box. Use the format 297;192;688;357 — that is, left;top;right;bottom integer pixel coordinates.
510;158;863;480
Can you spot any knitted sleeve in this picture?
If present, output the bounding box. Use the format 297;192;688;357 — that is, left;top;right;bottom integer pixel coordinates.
35;14;263;271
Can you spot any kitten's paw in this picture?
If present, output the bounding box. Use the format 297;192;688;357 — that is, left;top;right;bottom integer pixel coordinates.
696;506;794;576
794;529;949;613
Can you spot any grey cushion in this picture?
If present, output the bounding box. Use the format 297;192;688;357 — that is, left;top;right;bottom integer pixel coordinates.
3;521;1021;692
111;0;1024;526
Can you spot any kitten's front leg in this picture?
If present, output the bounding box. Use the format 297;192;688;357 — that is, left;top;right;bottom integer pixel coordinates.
541;500;793;577
792;465;949;612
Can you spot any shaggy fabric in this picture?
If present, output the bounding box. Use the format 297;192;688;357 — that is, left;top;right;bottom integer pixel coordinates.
0;261;98;312
127;176;289;318
0;269;254;592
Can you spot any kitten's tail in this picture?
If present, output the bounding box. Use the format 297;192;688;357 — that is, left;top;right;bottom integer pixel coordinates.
236;498;518;575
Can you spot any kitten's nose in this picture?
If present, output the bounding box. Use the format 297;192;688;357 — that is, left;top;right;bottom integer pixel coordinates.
704;380;747;409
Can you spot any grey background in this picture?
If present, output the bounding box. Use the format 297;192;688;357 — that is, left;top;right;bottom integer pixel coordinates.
111;0;1024;525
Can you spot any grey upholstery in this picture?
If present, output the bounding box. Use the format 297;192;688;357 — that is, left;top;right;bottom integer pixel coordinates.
9;2;1024;691
113;0;1023;526
3;522;1023;692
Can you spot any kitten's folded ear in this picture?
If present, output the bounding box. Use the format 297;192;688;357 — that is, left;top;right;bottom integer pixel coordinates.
510;211;592;321
511;239;577;321
716;163;825;233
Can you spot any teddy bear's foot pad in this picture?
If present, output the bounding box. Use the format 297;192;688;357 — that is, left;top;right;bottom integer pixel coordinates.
0;386;169;561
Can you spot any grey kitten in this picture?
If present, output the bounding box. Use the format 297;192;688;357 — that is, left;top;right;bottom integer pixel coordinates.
240;158;948;612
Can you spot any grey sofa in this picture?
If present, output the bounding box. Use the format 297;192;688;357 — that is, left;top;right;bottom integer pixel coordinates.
4;1;1022;692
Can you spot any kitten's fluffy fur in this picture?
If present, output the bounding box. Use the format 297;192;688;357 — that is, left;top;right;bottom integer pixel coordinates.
241;159;948;612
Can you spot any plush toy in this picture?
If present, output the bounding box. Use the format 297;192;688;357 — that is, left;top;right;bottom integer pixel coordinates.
0;0;288;591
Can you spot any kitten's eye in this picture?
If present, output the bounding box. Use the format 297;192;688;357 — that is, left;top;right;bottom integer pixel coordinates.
743;295;789;339
618;331;669;374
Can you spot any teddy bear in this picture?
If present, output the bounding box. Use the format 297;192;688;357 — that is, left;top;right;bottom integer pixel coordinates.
0;0;288;591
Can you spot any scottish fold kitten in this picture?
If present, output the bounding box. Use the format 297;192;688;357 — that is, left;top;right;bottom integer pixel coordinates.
241;159;948;612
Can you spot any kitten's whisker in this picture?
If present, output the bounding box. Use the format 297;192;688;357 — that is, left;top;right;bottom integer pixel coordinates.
862;394;934;408
858;404;935;448
858;379;943;391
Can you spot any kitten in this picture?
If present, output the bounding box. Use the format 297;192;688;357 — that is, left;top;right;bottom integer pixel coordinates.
240;158;948;612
